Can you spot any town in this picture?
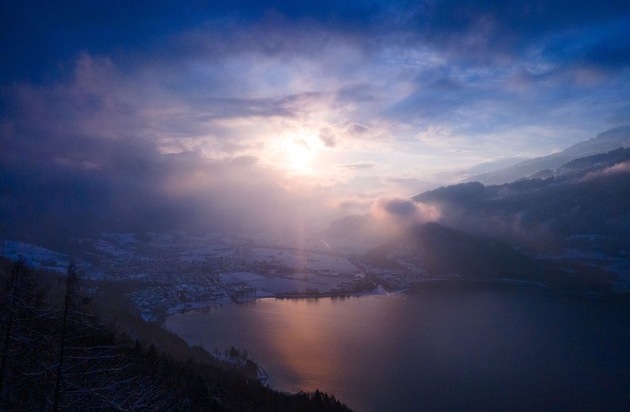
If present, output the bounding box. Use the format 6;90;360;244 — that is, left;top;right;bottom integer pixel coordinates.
2;231;420;323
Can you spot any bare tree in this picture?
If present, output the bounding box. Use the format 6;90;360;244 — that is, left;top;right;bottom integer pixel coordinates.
0;257;54;410
50;264;181;411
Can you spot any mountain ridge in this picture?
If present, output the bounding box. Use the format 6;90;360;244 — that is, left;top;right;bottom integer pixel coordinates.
468;125;630;184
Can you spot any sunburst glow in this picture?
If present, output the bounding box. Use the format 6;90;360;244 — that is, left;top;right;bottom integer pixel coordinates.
274;131;323;174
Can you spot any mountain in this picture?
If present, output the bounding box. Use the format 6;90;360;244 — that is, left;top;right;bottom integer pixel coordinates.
365;222;538;280
364;148;630;296
470;125;630;184
329;132;630;298
327;147;630;298
0;257;353;411
416;148;630;242
363;222;617;296
412;148;630;288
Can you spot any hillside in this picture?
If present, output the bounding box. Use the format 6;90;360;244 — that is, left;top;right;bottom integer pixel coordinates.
410;148;630;295
415;148;630;250
363;222;618;297
325;146;630;297
0;257;353;411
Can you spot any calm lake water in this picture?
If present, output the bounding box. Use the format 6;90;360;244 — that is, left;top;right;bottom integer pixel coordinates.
166;284;630;411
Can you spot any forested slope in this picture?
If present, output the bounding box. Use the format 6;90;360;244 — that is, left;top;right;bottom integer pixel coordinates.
0;257;351;411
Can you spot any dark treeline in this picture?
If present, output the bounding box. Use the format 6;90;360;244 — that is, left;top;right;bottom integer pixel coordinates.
0;257;352;411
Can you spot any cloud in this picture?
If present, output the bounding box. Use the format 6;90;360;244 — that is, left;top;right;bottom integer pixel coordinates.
325;196;441;244
1;1;628;246
371;197;441;229
413;1;629;61
379;198;417;218
340;162;374;170
318;128;336;147
343;122;370;136
0;54;348;243
581;161;630;181
385;177;432;194
5;4;627;149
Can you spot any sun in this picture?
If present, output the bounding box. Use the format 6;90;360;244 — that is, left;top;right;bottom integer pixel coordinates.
285;138;314;171
275;131;322;174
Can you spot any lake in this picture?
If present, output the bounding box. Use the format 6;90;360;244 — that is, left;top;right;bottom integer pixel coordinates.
165;284;630;411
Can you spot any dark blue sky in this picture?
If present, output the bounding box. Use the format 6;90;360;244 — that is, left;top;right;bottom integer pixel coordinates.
3;1;628;82
1;0;629;235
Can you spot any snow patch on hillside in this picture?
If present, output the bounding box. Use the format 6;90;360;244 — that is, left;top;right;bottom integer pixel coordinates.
1;240;69;273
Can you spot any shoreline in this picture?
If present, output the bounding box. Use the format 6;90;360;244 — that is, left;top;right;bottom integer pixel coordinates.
161;275;628;324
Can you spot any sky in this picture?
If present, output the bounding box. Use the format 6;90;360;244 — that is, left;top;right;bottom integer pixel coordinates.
1;0;629;239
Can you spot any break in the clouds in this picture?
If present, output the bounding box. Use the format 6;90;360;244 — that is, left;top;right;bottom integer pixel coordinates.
1;1;629;239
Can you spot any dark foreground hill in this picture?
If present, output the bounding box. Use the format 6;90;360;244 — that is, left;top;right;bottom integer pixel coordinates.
0;257;352;412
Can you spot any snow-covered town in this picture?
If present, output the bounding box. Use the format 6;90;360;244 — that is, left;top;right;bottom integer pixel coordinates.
1;232;418;322
4;224;627;324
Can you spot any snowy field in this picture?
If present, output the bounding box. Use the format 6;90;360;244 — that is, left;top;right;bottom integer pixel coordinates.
220;270;357;295
247;277;333;294
1;240;69;273
93;233;138;258
249;248;359;274
177;246;231;262
220;272;266;284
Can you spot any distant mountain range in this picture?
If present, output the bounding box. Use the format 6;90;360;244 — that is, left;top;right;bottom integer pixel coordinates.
414;146;630;251
330;127;630;298
363;147;630;297
468;125;630;185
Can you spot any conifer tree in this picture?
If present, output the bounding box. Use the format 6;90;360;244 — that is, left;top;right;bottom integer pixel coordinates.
0;257;53;409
